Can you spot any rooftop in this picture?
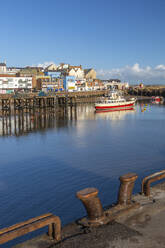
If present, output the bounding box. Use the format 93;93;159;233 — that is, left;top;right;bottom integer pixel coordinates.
0;63;6;66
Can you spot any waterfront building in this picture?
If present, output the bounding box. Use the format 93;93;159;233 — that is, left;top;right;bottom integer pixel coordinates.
0;61;22;75
7;67;22;74
74;79;104;91
43;80;63;92
103;79;129;90
85;79;105;91
36;76;63;92
44;71;61;78
68;67;84;79
45;63;96;82
7;67;23;75
0;62;7;73
84;68;96;80
93;79;105;90
0;76;32;93
42;78;63;92
75;79;86;91
18;67;44;77
35;76;50;90
42;71;63;91
63;76;76;91
32;75;48;90
0;61;102;93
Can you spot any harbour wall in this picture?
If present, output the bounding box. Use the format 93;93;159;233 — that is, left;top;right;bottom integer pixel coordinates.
126;86;165;97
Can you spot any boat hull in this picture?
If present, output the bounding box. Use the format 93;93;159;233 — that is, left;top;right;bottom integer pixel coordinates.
95;101;135;110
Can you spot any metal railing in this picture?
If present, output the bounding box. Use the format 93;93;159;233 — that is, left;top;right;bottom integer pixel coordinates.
0;213;61;245
142;170;165;196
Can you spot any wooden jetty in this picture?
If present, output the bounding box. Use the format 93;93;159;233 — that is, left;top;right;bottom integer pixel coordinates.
0;90;107;113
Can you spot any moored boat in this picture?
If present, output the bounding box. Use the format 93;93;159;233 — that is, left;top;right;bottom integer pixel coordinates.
151;96;164;104
95;91;136;111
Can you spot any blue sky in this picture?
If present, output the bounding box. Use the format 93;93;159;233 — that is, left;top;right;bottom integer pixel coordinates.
1;0;165;83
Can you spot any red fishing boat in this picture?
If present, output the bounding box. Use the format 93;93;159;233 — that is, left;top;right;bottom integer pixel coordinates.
95;91;136;111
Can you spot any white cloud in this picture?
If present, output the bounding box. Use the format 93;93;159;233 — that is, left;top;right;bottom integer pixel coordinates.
155;64;165;70
96;63;165;84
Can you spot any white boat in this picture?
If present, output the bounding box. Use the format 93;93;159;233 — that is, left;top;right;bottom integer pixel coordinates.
95;91;136;111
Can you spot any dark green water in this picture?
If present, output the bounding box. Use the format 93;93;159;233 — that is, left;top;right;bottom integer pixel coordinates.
0;102;165;247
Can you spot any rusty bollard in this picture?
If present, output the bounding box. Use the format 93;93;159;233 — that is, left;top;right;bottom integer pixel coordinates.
118;173;138;205
76;187;105;225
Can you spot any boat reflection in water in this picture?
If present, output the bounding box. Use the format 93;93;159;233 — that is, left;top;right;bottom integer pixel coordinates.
151;96;164;104
95;107;135;120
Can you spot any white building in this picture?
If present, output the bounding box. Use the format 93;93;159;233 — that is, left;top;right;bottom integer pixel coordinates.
68;68;84;79
103;80;129;90
0;61;22;75
0;77;32;93
0;63;7;73
75;79;86;91
7;67;22;74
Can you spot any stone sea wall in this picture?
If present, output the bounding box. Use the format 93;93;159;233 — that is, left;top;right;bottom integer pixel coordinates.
126;86;165;97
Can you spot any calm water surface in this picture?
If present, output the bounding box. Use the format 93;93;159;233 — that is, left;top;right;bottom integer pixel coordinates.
0;102;165;246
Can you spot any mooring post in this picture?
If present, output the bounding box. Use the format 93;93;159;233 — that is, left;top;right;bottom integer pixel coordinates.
118;173;138;205
76;187;104;224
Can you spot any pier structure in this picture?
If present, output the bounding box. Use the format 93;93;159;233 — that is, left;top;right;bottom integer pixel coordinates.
0;96;67;113
0;90;107;115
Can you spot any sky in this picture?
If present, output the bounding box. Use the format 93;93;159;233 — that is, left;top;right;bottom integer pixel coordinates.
1;0;165;84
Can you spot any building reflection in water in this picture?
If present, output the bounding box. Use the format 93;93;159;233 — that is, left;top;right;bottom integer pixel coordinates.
0;106;78;137
0;105;137;137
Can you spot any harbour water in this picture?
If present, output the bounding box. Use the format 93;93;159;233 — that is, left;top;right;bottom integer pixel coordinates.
1;102;165;247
